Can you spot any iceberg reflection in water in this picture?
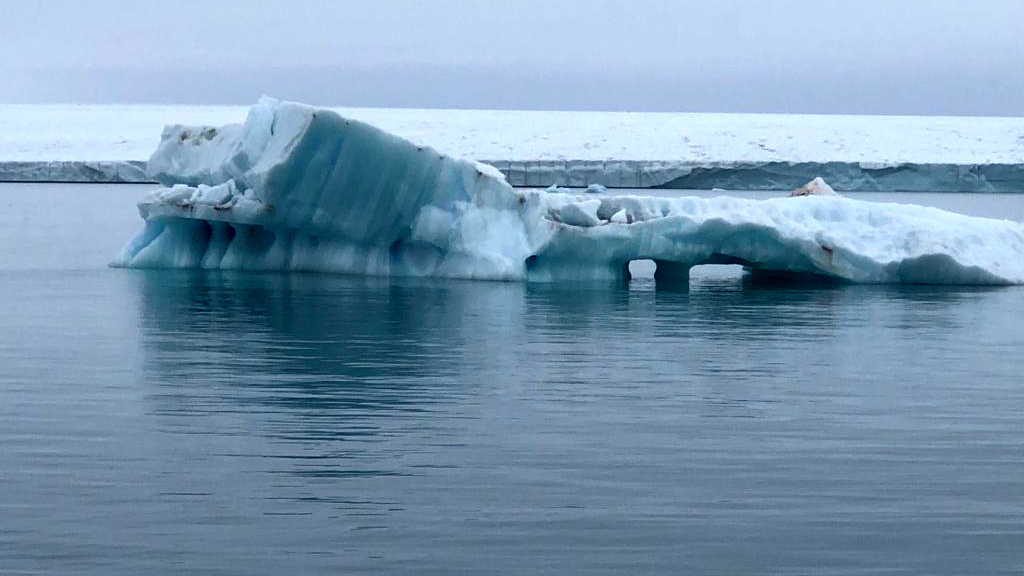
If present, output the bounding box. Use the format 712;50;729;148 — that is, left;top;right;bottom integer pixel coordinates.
4;251;1024;573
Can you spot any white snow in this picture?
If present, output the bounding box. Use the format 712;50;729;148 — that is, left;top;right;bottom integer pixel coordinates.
113;98;1024;285
2;103;1023;165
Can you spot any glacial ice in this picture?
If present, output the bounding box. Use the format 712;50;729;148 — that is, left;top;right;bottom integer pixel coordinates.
114;98;1024;285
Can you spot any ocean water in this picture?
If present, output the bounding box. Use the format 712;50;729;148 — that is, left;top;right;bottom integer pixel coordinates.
2;183;1024;575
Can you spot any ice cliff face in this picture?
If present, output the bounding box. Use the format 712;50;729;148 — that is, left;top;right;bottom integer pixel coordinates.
114;98;1024;285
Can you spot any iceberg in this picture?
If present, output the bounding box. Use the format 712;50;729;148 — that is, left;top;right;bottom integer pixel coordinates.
114;98;1024;285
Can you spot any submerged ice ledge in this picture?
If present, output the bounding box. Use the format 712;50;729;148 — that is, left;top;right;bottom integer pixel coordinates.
113;98;1024;285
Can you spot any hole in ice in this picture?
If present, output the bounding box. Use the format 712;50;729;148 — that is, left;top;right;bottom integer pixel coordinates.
689;264;745;281
628;259;656;279
389;239;404;256
524;255;539;270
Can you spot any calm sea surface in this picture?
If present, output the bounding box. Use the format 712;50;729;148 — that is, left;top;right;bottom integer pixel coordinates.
2;184;1024;575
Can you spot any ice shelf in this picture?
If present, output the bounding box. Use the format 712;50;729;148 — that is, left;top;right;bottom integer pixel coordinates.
3;103;1024;191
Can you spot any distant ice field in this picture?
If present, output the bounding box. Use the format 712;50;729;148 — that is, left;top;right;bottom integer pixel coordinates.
2;104;1023;190
3;104;1023;164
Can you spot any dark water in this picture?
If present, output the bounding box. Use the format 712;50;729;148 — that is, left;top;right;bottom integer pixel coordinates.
2;184;1024;575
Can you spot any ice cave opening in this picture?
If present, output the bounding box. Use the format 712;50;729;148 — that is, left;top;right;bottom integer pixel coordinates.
626;260;747;283
626;259;656;279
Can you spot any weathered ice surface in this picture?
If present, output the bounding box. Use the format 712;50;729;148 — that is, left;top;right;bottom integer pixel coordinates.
113;99;1024;285
3;103;1024;191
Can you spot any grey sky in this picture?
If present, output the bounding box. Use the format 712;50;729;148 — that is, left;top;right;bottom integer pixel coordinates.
2;0;1023;115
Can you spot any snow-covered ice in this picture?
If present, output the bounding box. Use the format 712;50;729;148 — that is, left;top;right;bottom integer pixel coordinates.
3;103;1024;190
4;104;1024;165
113;98;1024;285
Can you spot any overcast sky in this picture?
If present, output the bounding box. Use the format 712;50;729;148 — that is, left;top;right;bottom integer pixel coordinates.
2;0;1022;115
